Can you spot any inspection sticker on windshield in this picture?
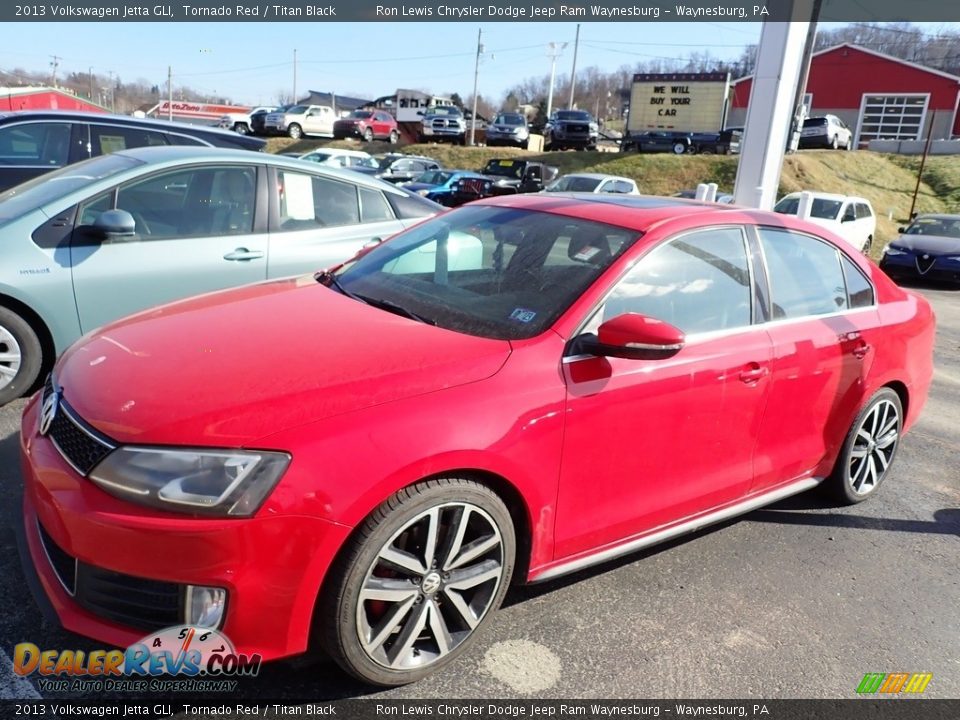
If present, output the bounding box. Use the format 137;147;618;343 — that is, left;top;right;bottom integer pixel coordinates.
510;308;537;323
573;246;601;262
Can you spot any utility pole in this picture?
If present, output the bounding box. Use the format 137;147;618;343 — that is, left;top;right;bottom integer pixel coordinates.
167;66;173;121
107;70;116;113
909;110;937;219
568;24;580;109
88;67;94;101
293;49;298;103
545;42;568;120
470;28;483;146
49;55;60;88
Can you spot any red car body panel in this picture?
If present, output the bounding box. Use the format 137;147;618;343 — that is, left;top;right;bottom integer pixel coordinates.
20;195;935;660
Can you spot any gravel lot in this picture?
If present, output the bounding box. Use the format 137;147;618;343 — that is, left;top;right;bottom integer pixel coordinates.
1;284;957;703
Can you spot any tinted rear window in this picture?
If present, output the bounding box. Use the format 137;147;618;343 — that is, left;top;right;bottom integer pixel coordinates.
803;118;828;127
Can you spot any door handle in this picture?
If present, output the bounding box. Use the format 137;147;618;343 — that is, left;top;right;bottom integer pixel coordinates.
223;248;265;261
852;341;871;359
739;363;768;385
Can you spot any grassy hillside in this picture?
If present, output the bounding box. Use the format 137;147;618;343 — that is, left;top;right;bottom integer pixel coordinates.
267;137;960;259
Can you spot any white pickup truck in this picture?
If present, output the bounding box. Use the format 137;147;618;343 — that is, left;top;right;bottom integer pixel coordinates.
217;106;275;135
263;104;337;139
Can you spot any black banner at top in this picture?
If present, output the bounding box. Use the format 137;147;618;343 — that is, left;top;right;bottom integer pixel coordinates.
3;0;960;23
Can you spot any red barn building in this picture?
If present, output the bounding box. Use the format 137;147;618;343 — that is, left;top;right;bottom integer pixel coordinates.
0;86;107;113
730;43;960;147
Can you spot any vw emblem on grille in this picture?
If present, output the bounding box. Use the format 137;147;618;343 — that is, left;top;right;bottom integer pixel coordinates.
39;390;60;436
923;254;930;260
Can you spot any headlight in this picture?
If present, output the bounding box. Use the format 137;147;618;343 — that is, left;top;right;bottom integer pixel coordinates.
883;244;907;256
89;447;290;517
589;122;599;131
516;128;529;138
417;189;430;196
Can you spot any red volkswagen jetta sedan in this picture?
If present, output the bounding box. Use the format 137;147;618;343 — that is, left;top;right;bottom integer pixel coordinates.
21;194;935;686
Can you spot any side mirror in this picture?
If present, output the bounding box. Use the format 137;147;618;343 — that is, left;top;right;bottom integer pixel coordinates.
897;227;906;233
574;313;685;360
89;209;136;240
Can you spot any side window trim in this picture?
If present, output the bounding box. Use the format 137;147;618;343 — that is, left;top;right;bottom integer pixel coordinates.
566;224;757;351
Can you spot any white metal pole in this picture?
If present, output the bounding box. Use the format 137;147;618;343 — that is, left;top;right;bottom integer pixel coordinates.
470;28;482;146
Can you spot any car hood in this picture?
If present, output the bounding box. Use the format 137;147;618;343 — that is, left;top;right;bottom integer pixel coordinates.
55;278;511;447
404;182;439;192
891;234;960;255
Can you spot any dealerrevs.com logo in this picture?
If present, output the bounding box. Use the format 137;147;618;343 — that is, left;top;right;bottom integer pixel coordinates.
856;672;933;695
12;626;261;693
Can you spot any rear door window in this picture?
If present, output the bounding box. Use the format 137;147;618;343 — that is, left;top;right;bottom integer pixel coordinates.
758;228;847;319
90;124;169;155
0;122;71;167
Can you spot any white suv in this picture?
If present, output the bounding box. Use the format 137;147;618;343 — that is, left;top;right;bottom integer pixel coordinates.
799;115;853;150
774;192;876;252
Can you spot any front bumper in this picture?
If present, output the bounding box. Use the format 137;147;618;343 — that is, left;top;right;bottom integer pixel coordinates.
19;393;352;661
880;253;960;285
334;124;364;138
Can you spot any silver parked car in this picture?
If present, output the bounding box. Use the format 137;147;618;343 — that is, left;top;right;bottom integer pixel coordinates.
0;146;440;404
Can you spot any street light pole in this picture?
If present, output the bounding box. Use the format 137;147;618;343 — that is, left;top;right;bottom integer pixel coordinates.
545;42;567;120
568;24;580;108
470;28;482;146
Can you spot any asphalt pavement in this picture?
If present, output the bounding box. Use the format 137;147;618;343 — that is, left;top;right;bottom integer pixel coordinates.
1;285;957;705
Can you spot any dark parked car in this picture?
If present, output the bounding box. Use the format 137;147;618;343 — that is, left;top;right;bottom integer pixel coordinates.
250;106;286;135
446;158;559;206
685;128;742;155
621;130;696;155
544;110;599;151
333;110;400;143
350;154;441;184
880;214;960;286
0;111;265;191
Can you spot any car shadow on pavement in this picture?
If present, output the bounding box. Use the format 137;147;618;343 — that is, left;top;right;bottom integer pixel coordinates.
746;506;960;536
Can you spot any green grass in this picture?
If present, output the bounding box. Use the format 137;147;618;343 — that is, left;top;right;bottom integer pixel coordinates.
265;137;960;259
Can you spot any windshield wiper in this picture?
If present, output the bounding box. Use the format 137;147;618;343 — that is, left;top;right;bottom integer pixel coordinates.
315;270;369;305
353;294;437;326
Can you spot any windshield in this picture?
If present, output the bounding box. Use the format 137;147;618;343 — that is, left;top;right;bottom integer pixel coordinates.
355;156;379;169
556;111;591;121
335;205;639;340
905;217;960;238
546;176;602;193
414;170;452;186
483;160;524;179
495;114;524;126
773;197;843;220
348;111;373;119
427;107;461;117
0;153;142;225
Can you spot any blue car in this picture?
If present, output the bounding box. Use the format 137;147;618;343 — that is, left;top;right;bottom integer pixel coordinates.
880;214;960;286
402;169;489;206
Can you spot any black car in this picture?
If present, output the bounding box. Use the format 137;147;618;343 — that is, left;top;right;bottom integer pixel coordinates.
686;128;742;155
544;110;599;151
880;214;960;286
621;130;696;155
446;158;559;206
349;154;441;184
250;106;286;136
0;111;265;191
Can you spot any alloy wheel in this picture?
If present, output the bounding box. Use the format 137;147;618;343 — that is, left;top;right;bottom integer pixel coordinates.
355;502;505;671
846;398;900;496
0;325;22;393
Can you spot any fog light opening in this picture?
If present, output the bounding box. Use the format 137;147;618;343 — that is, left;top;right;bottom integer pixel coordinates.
185;585;227;629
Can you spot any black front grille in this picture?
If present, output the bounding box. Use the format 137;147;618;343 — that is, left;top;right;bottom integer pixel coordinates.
564;123;589;133
38;521;77;595
75;563;184;632
42;377;115;475
38;522;184;631
916;255;936;275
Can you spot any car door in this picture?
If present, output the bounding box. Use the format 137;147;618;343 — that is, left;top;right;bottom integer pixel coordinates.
555;226;773;559
749;227;880;493
266;167;406;277
70;163;267;333
838;201;862;249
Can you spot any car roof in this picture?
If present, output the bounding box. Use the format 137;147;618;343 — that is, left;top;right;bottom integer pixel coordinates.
304;148;372;158
560;173;632;182
780;191;869;203
0;109;263;143
108;145;409;192
914;213;960;221
472;193;859;240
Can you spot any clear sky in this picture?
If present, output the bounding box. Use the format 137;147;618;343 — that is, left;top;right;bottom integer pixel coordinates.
0;21;956;106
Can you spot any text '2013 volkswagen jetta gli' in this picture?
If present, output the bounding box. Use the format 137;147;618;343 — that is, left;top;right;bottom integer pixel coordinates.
20;194;935;686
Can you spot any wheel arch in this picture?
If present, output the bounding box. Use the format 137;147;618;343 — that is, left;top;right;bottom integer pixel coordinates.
883;379;909;424
0;292;55;394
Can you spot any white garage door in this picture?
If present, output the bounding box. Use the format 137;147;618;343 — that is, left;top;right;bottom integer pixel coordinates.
855;94;928;146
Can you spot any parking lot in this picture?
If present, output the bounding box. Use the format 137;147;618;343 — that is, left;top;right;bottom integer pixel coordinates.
0;283;957;703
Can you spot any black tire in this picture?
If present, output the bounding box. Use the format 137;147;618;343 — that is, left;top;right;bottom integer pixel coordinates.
319;478;516;686
232;122;250;135
0;306;43;406
831;135;839;150
863;236;873;253
363;127;374;142
287;123;303;140
699;148;714;156
388;130;399;145
825;388;903;505
672;142;687;155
